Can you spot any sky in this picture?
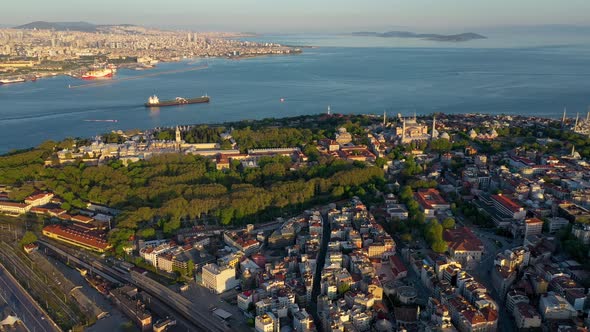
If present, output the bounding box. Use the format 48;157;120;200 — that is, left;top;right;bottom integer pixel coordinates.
3;0;590;32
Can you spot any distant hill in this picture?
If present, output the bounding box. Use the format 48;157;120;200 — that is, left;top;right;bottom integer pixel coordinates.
15;21;99;32
352;31;486;42
14;21;135;32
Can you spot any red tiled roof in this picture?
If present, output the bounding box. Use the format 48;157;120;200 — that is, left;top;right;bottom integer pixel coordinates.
43;224;110;251
444;227;484;252
389;255;407;274
511;156;535;166
415;189;448;209
462;310;485;325
480;307;498;322
30;207;50;214
25;192;53;202
515;302;538;319
491;194;522;213
71;215;94;223
0;201;28;208
525;218;543;225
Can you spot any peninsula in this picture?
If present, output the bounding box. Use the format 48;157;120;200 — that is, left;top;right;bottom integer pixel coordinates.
0;22;301;81
352;30;487;42
2;111;590;332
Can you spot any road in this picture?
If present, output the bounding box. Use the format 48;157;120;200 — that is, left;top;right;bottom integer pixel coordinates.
0;262;61;332
310;210;331;332
469;227;519;332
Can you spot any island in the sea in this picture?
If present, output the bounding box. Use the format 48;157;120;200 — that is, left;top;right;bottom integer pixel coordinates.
352;30;487;42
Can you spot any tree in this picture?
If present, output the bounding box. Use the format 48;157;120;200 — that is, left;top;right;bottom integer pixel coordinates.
187;259;195;278
432;240;448;253
138;228;156;239
337;283;351;295
375;157;387;169
401;233;412;243
425;221;443;244
442;217;456;229
331;186;345;198
399;186;413;202
20;231;37;247
8;185;36;201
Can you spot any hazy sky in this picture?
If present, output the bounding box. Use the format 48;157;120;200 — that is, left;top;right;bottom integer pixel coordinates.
3;0;590;32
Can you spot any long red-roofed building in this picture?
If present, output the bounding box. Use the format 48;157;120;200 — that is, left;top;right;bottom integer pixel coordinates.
0;201;31;215
42;224;111;253
491;194;526;220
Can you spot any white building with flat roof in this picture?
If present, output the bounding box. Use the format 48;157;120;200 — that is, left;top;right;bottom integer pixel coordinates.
201;263;238;294
539;292;576;320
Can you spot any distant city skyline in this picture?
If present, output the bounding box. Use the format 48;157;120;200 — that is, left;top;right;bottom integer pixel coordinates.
3;0;590;32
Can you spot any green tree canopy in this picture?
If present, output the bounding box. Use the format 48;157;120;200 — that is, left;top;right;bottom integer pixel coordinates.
442;217;456;229
20;231;37;247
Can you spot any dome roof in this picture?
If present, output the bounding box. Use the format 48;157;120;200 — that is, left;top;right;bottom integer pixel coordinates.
440;132;450;140
468;129;477;138
375;319;393;332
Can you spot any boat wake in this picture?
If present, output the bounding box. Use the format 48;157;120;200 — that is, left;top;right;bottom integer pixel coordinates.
84;119;118;123
0;104;136;123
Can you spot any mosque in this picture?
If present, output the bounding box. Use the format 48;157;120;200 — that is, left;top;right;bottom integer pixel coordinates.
393;114;447;144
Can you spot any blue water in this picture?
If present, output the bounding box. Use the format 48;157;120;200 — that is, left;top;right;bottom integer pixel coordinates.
1;32;590;153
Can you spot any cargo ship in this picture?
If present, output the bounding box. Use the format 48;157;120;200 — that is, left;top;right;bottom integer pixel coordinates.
81;68;115;80
145;95;210;107
0;78;26;85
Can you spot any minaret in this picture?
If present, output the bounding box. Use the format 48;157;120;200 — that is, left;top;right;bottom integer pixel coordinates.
575;113;579;129
562;107;567;126
402;118;406;142
586;108;589;122
572;145;576;157
431;115;437;140
175;126;181;143
383;111;387;126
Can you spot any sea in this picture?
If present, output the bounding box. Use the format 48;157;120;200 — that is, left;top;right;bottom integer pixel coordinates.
1;28;590;154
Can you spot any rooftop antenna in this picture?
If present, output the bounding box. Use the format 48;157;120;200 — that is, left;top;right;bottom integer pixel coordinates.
327;105;331;115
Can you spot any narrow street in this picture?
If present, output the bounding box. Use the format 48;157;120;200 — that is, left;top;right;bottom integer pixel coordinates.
310;209;331;332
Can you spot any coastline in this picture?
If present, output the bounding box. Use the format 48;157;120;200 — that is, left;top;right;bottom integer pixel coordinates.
0;112;564;156
0;48;303;83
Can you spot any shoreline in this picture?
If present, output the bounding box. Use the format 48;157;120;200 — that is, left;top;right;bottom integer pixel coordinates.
0;49;303;84
0;112;565;156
